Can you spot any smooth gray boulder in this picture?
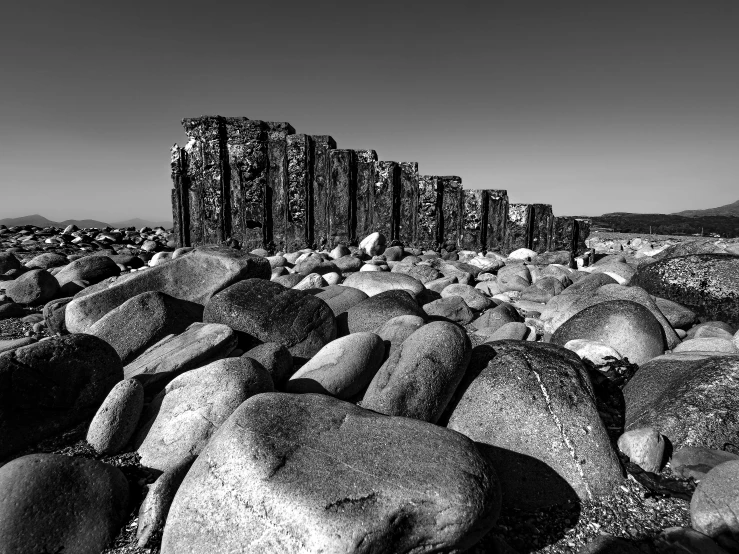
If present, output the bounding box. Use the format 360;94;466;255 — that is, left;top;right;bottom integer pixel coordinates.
342;271;425;298
65;247;270;333
54;254;120;287
346;289;426;334
447;341;623;509
243;342;294;389
86;378;144;454
691;460;739;538
0;454;129;554
161;393;500;554
134;357;273;471
3;268;60;305
361;321;471;423
0;334;123;459
203;278;336;361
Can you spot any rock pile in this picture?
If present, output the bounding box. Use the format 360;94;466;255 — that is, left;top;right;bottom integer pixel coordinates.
1;226;739;553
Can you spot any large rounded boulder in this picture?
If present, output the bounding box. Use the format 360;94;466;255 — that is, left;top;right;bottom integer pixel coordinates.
447;341;623;509
160;393;500;554
203;278;336;361
346;290;426;334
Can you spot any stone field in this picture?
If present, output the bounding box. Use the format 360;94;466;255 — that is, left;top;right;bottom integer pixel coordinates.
1;222;739;554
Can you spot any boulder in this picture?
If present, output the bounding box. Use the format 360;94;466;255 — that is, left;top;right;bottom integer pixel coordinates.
551;300;665;365
42;296;73;334
203;279;336;361
0;453;129;554
346;290;426;334
134;357;273;471
422;296;475;324
287;332;385;398
0;301;25;320
560;272;618;296
631;254;739;327
617;428;664;473
361;322;471;423
691;460;739;538
342;271;424;298
390;263;441;284
65;247;271;333
4;268;60;305
564;339;622;366
359;231;387;256
88;291;203;364
471;303;524;333
161;393;500;554
86;378;145;454
441;283;493;311
25;252;68;269
314;285;368;335
374;315;425;360
654;296;697;329
673;337;737;354
0;252;21;273
624;353;739;449
243;342;294;389
479;321;529;342
0;337;35;355
671;446;739;481
123;322;237;388
0;334;123;458
137;462;193;548
447;341;623;509
54;254;120;287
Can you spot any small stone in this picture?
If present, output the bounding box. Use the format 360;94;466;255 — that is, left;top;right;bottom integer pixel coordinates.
86;378;145;454
617;428;665;473
359;231;387;256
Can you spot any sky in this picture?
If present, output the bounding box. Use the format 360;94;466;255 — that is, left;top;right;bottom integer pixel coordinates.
1;0;738;222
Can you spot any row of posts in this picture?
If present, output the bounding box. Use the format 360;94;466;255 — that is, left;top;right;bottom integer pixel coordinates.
170;116;590;254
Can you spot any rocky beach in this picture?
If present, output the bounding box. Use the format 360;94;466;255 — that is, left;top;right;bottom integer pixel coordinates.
0;221;738;554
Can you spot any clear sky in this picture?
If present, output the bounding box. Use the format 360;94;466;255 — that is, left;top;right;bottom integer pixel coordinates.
1;1;738;222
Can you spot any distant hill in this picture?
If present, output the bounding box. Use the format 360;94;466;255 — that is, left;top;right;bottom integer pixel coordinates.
673;199;739;218
592;212;739;238
0;214;172;230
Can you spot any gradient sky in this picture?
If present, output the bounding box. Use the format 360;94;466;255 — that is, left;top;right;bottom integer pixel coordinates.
1;1;738;222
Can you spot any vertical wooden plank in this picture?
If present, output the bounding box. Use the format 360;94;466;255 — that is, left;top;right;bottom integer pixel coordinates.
460;189;488;251
373;161;399;240
531;204;554;254
506;203;531;253
417;175;440;250
327;149;357;247
398;162;419;245
486;189;508;254
438;176;463;251
170;144;190;248
355;149;378;241
265;122;296;253
285;134;314;252
310;135;336;250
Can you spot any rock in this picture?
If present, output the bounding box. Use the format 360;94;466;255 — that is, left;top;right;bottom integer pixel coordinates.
624;353;739;450
323;272;341;286
54;254;120;287
532;251;573;267
86;378;145;454
0;337;35;355
287;332;385;398
361;321;471;423
137;462;193;548
654;296;697;329
632;254;739;327
481;321;529;341
671;446;739;481
0;252;21;273
360;263;384;272
294;256;339;277
578;535;642;554
65;247;271;333
590;261;636;284
390;263;441;284
346;290;426;334
542;284;680;350
691;460;739;538
134;357;273;471
564;339;622;366
123;322;237;388
203;279;336;361
329;245;350;260
359;231;387;256
673;337;737;354
314;285;368;335
4;268;60;305
161;393;500;554
88;291;203;364
422;296;475;324
496;263;531;293
293;272;327;290
441;283;493;311
0;334;123;459
447;341;623;509
617;428;664;473
384;246;404;261
374;315;425;360
0;453;129;554
508;248;537;261
655;527;729;554
426;276;458;293
560;272;618;296
272;273;304;288
243;342;294;389
25;252;68;269
43;296;73;334
688;321;736;339
552;300;664;365
471;303;524;333
0;301;25;320
342;271;424;298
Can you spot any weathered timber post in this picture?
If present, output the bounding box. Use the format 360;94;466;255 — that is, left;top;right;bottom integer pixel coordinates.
170;145;189;248
310;135;337;250
355;149;379;240
460;189;488;251
417;175;441;250
327;149;357;247
530;203;554;254
486;189;509;254
265;122;296;253
398;162;419;245
373;161;400;240
438;176;463;251
285;134;314;252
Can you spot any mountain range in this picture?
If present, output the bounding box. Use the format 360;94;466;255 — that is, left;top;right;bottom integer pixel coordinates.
672;199;739;217
0;214;173;230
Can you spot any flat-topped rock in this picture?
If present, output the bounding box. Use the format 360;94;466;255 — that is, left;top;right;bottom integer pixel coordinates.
342;271;424;298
